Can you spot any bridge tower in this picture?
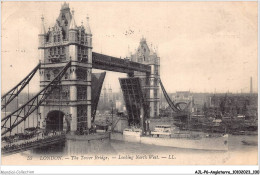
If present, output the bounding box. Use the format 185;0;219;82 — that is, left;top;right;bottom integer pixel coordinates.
130;38;160;118
38;3;93;134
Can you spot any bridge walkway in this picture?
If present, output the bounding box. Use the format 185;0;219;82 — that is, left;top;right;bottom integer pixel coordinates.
2;132;66;156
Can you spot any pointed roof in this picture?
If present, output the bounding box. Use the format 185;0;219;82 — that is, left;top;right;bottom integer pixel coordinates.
69;9;77;30
140;36;146;43
40;16;46;34
61;2;69;10
137;37;150;54
85;16;92;34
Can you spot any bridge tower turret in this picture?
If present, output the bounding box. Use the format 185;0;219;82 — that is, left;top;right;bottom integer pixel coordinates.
68;9;78;61
38;16;46;63
85;16;93;129
68;8;78;132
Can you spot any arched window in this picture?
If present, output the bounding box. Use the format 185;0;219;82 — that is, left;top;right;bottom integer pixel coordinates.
46;72;51;80
84;36;87;45
62;30;66;40
64;73;69;80
65;20;68;26
53;69;59;77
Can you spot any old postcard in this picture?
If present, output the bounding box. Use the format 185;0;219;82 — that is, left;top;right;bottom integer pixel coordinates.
1;1;258;169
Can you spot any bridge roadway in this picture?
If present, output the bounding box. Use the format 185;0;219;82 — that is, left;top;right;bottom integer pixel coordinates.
92;52;151;74
2;132;66;156
40;52;151;74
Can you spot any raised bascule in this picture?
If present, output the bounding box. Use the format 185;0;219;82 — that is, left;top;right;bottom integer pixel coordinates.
1;3;186;154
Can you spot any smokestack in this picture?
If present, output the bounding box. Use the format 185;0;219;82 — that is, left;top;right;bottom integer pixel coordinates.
250;77;253;94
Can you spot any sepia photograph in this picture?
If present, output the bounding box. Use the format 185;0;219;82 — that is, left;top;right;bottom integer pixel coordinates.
1;0;258;171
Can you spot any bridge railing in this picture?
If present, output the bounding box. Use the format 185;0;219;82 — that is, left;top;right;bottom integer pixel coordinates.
2;132;66;154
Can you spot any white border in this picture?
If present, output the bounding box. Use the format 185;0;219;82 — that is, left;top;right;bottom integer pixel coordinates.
0;0;259;174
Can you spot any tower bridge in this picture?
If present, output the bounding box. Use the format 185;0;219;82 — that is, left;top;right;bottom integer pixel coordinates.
2;3;160;136
37;3;160;134
1;3;187;154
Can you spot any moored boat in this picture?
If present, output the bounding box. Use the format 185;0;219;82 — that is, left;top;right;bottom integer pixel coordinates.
121;125;228;151
122;127;142;142
123;127;142;137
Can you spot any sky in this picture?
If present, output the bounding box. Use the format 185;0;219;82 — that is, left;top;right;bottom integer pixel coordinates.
1;1;258;94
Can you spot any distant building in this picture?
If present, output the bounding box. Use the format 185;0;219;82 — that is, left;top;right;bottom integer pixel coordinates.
98;88;126;113
100;84;114;104
108;85;113;102
208;93;258;119
173;91;193;104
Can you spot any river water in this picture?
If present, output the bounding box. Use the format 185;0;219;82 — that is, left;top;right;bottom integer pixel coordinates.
2;134;258;165
1;112;258;165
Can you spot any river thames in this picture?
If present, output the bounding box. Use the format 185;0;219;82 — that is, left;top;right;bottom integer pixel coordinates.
2;134;258;165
